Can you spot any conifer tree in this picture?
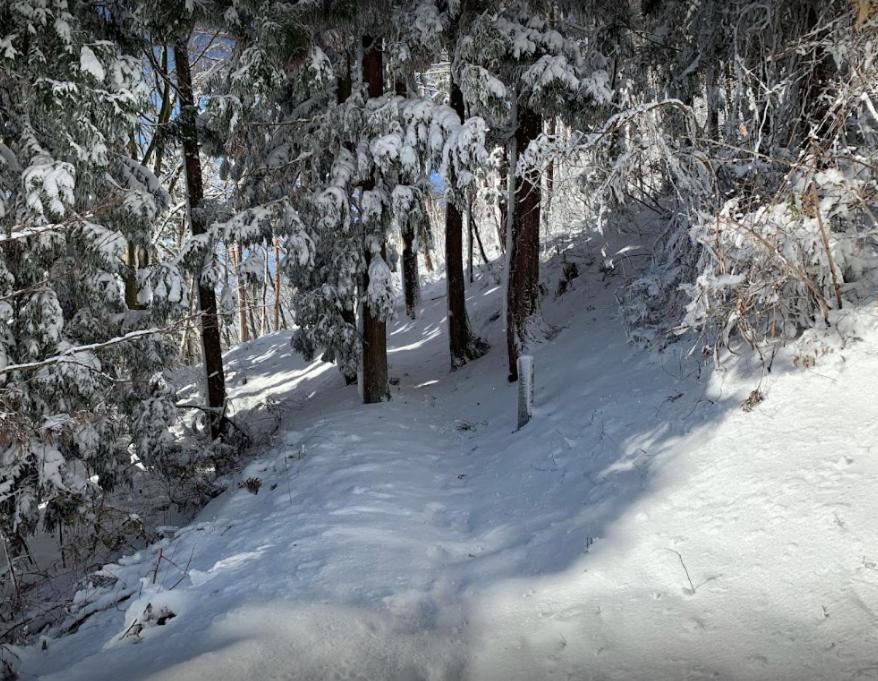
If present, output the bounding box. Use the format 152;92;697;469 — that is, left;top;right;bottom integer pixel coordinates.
454;0;611;380
173;34;229;439
0;0;180;552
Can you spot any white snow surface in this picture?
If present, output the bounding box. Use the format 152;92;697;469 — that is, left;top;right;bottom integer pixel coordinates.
17;247;878;680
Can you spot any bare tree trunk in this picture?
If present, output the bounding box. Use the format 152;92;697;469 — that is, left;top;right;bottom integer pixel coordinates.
467;195;474;283
231;243;250;343
497;152;508;253
273;239;284;331
402;230;419;319
422;196;438;273
545;116;556;229
705;64;720;141
180;277;197;363
261;243;270;334
124;137;145;311
393;78;421;319
174;39;227;440
506;104;542;382
359;35;389;403
446;77;488;369
247;281;259;340
472;213;490;265
125;240;139;310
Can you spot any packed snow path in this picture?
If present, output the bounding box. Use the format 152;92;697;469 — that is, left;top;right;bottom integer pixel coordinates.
21;252;878;680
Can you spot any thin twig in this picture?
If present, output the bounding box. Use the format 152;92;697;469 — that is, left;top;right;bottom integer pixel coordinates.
664;548;696;593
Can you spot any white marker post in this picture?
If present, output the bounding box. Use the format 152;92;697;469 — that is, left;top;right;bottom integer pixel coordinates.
517;355;534;429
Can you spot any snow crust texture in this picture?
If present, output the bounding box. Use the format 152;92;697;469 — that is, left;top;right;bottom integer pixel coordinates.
22;254;878;681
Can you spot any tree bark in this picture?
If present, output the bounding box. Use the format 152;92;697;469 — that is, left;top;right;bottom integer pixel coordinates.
230;243;250;343
472;213;490;265
497;152;508;253
544;116;556;230
446;78;488;369
273;239;284;331
394;79;421;319
402;230;419;319
506;104;542;382
359;36;389;403
174;39;227;440
467;195;474;283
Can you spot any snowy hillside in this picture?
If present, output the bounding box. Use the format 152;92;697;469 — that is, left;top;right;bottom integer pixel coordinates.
14;246;878;681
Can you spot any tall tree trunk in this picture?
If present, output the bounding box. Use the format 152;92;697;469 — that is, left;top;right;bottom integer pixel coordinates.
180;277;197;364
506;104;542;382
124;138;144;311
231;243;250;343
467;195;474;284
402;230;419;319
544;116;556;230
395;78;420;319
359;36;389;403
705;64;719;141
247;281;259;339
497;151;508;253
446;78;488;369
472;213;490;265
273;239;284;331
174;39;227;440
124;240;139;310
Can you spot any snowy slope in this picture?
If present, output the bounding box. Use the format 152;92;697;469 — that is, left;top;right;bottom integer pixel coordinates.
16;243;878;681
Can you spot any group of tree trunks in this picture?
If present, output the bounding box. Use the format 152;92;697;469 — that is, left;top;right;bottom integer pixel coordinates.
172;34;545;436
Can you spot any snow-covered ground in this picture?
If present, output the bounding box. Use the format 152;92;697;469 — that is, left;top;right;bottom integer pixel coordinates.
15;241;878;680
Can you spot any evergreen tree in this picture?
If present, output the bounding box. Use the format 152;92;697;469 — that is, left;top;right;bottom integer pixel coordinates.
173;33;230;440
454;0;612;380
0;0;180;553
205;1;491;398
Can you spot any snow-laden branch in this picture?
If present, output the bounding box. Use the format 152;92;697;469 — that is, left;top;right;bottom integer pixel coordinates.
517;98;694;185
0;321;189;376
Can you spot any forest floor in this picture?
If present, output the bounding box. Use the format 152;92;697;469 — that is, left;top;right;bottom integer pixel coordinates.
15;234;878;680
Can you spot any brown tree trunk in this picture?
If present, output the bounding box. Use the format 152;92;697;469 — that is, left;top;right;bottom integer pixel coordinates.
472;213;490;265
230;243;250;343
359;36;389;403
261;244;270;334
506;104;542;382
174;39;227;440
446;78;488;369
467;196;474;283
402;230;419;319
124;240;139;310
273;239;284;331
394;78;421;319
247;281;259;339
125;137;145;311
545;116;556;229
497;152;508;253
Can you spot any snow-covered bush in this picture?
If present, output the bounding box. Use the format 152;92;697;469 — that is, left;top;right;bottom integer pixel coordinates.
570;1;878;358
